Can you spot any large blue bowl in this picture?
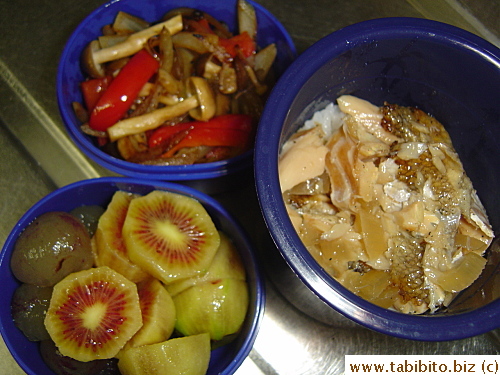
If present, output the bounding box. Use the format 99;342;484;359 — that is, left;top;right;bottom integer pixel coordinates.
0;177;265;374
57;0;296;191
255;17;500;341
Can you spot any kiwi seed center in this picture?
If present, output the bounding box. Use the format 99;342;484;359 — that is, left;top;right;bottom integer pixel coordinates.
155;220;186;245
80;302;107;330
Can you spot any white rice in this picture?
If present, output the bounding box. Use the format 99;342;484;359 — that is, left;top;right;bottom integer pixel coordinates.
303;102;344;139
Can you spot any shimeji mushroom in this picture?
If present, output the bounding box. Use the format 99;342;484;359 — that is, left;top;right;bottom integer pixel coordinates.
107;76;216;142
82;14;183;78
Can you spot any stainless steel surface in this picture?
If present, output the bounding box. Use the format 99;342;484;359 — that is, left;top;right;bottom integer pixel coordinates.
1;0;499;374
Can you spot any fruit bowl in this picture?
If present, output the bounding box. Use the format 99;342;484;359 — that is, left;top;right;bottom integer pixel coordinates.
254;17;500;341
57;0;296;193
0;177;265;374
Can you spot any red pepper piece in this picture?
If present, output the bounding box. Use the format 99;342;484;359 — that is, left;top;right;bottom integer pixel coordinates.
219;31;256;58
88;49;160;131
149;114;253;148
148;122;193;149
160;114;254;158
196;113;253;132
80;76;112;112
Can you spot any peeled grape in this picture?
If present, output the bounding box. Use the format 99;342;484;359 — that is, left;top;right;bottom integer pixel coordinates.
11;283;53;341
40;340;120;375
10;211;94;286
70;205;105;237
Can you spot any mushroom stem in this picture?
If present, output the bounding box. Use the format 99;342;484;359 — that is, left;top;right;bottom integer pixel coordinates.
94;15;183;64
187;77;216;121
106;73;216;142
107;96;198;142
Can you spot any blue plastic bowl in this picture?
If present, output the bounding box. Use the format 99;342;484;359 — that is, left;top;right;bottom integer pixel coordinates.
57;0;296;190
0;177;265;375
255;17;500;341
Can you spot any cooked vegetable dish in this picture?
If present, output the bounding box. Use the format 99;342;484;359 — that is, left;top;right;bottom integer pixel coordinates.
74;0;277;165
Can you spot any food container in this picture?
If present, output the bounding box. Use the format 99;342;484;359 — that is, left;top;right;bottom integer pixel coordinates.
57;0;296;193
254;17;500;341
0;177;265;375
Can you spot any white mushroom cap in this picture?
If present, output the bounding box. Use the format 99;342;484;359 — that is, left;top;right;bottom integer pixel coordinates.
187;77;216;121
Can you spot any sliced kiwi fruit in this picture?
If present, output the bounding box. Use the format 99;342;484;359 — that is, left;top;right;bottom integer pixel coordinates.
44;266;143;362
94;191;150;283
166;231;246;297
119;278;176;352
122;190;220;284
117;333;211;375
173;278;249;341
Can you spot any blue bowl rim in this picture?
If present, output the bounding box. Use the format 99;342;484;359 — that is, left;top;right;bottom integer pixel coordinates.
0;177;266;375
56;0;297;181
255;17;500;341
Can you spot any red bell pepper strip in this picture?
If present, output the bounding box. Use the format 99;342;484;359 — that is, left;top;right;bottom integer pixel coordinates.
88;49;160;131
196;113;253;132
80;76;112;112
159;114;254;158
219;31;256;58
149;114;253;149
148;122;193;148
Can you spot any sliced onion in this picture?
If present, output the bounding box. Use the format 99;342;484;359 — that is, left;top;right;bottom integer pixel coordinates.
427;252;487;293
112;11;150;34
172;32;217;54
158;27;174;72
237;0;257;39
254;43;277;81
98;35;129;49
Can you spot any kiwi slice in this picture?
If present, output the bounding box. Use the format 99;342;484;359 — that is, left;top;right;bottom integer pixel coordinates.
94;191;149;283
173;278;249;341
118;333;211;375
120;278;176;352
44;266;143;362
166;231;246;297
122;190;220;284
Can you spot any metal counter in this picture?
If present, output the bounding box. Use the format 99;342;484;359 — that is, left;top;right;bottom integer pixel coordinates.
1;0;499;374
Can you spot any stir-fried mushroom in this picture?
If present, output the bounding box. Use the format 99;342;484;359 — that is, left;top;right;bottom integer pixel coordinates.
107;77;215;141
82;15;183;78
76;0;277;165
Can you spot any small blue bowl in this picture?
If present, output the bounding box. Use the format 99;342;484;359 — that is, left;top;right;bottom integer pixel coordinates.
0;177;265;375
57;0;296;191
255;17;500;341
